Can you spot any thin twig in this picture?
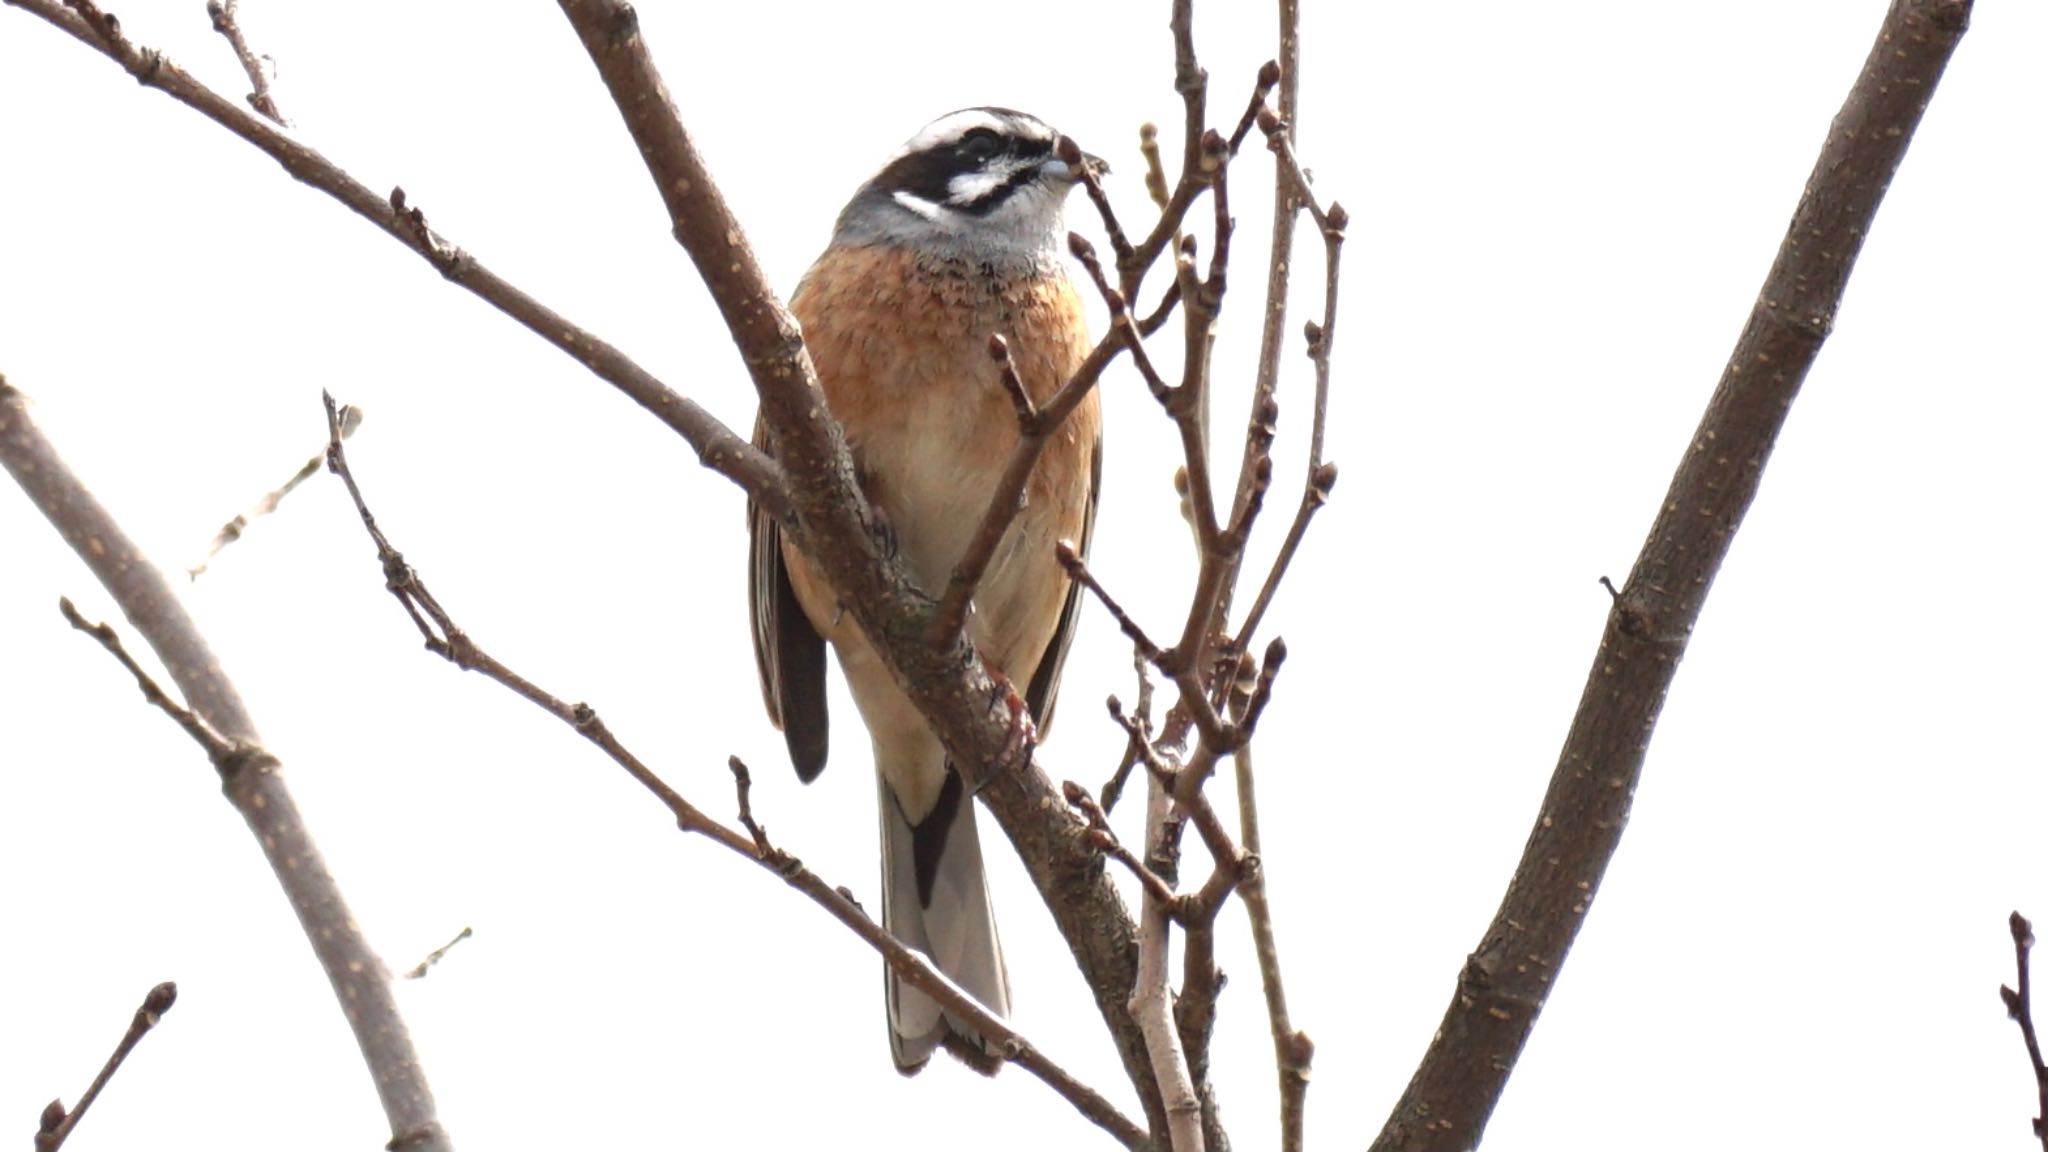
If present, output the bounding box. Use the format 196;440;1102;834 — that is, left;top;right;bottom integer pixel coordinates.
35;982;177;1152
1230;100;1346;655
204;0;284;124
728;755;773;856
0;375;450;1152
1112;0;1210;305
1135;768;1205;1152
2002;911;2048;1150
1234;735;1311;1150
927;280;1126;648
56;596;287;786
1371;3;1975;1148
1100;646;1159;817
1058;542;1164;662
1227;62;1282;155
320;394;1146;1151
190;404;361;579
3;0;783;518
404;927;474;981
1064;781;1180;907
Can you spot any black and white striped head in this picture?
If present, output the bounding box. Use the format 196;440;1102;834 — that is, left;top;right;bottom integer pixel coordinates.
833;108;1102;272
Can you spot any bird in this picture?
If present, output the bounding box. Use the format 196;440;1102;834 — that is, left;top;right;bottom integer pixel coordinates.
748;107;1103;1075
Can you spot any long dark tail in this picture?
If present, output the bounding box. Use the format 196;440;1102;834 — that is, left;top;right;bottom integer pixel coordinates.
878;770;1010;1074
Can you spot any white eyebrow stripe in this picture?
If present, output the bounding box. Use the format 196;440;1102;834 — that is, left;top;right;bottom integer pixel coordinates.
901;109;1012;154
882;108;1056;167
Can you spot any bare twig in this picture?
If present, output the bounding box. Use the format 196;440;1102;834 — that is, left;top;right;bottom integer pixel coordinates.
1058;541;1164;662
1371;3;1975;1148
927;268;1128;648
404;927;474;980
1064;781;1179;907
1232;190;1346;651
204;0;283;124
59;598;238;756
35;982;177;1152
2002;911;2048;1151
190;403;361;579
320;394;1146;1151
1233;736;1312;1151
1135;768;1205;1152
0;375;450;1152
1100;646;1160;817
3;0;782;518
728;755;772;855
1228;61;1282;155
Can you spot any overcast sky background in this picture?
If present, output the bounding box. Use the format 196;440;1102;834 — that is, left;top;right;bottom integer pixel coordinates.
3;1;2045;1149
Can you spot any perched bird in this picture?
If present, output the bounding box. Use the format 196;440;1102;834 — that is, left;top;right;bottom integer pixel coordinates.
749;107;1103;1074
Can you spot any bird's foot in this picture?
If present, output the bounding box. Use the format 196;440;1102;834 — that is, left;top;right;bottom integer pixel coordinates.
983;660;1038;782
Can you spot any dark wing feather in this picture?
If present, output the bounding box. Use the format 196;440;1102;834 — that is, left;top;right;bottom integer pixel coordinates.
748;459;831;782
1024;437;1102;737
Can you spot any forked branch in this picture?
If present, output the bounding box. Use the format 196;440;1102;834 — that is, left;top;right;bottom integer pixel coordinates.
0;376;450;1152
319;393;1147;1152
2002;911;2048;1151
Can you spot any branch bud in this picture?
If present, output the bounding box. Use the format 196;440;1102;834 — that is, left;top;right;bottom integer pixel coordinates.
1311;461;1339;501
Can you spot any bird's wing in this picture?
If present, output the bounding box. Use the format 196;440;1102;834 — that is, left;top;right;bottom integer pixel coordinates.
748;425;831;782
1024;435;1101;737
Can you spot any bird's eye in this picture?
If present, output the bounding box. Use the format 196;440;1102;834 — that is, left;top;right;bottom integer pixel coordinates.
959;129;1004;162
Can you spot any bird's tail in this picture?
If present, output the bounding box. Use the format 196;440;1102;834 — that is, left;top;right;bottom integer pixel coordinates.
879;769;1010;1074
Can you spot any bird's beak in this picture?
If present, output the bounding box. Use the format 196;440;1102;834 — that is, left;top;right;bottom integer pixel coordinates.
1054;136;1110;183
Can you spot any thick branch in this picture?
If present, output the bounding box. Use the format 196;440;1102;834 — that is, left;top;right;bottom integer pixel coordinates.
1370;3;1974;1148
552;1;1168;1135
321;396;1146;1151
0;377;450;1152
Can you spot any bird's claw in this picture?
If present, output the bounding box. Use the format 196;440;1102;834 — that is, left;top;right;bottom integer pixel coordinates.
981;661;1038;785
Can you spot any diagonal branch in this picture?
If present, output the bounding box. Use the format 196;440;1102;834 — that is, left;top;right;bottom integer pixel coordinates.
320;393;1148;1152
2001;911;2048;1151
928;238;1130;648
0;375;451;1152
1370;3;1975;1148
34;982;177;1152
1;0;782;519
552;2;1171;1135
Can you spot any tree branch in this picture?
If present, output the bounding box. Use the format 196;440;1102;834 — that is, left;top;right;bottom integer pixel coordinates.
203;0;283;124
2002;911;2048;1151
0;376;450;1152
34;982;177;1152
552;1;1174;1134
1370;3;1975;1148
928;243;1130;648
1;0;782;518
320;393;1148;1151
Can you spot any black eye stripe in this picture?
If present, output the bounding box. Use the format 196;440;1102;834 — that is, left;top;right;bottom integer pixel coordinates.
873;129;1054;209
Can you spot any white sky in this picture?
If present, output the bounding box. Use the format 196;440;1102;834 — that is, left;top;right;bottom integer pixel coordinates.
3;1;2045;1149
